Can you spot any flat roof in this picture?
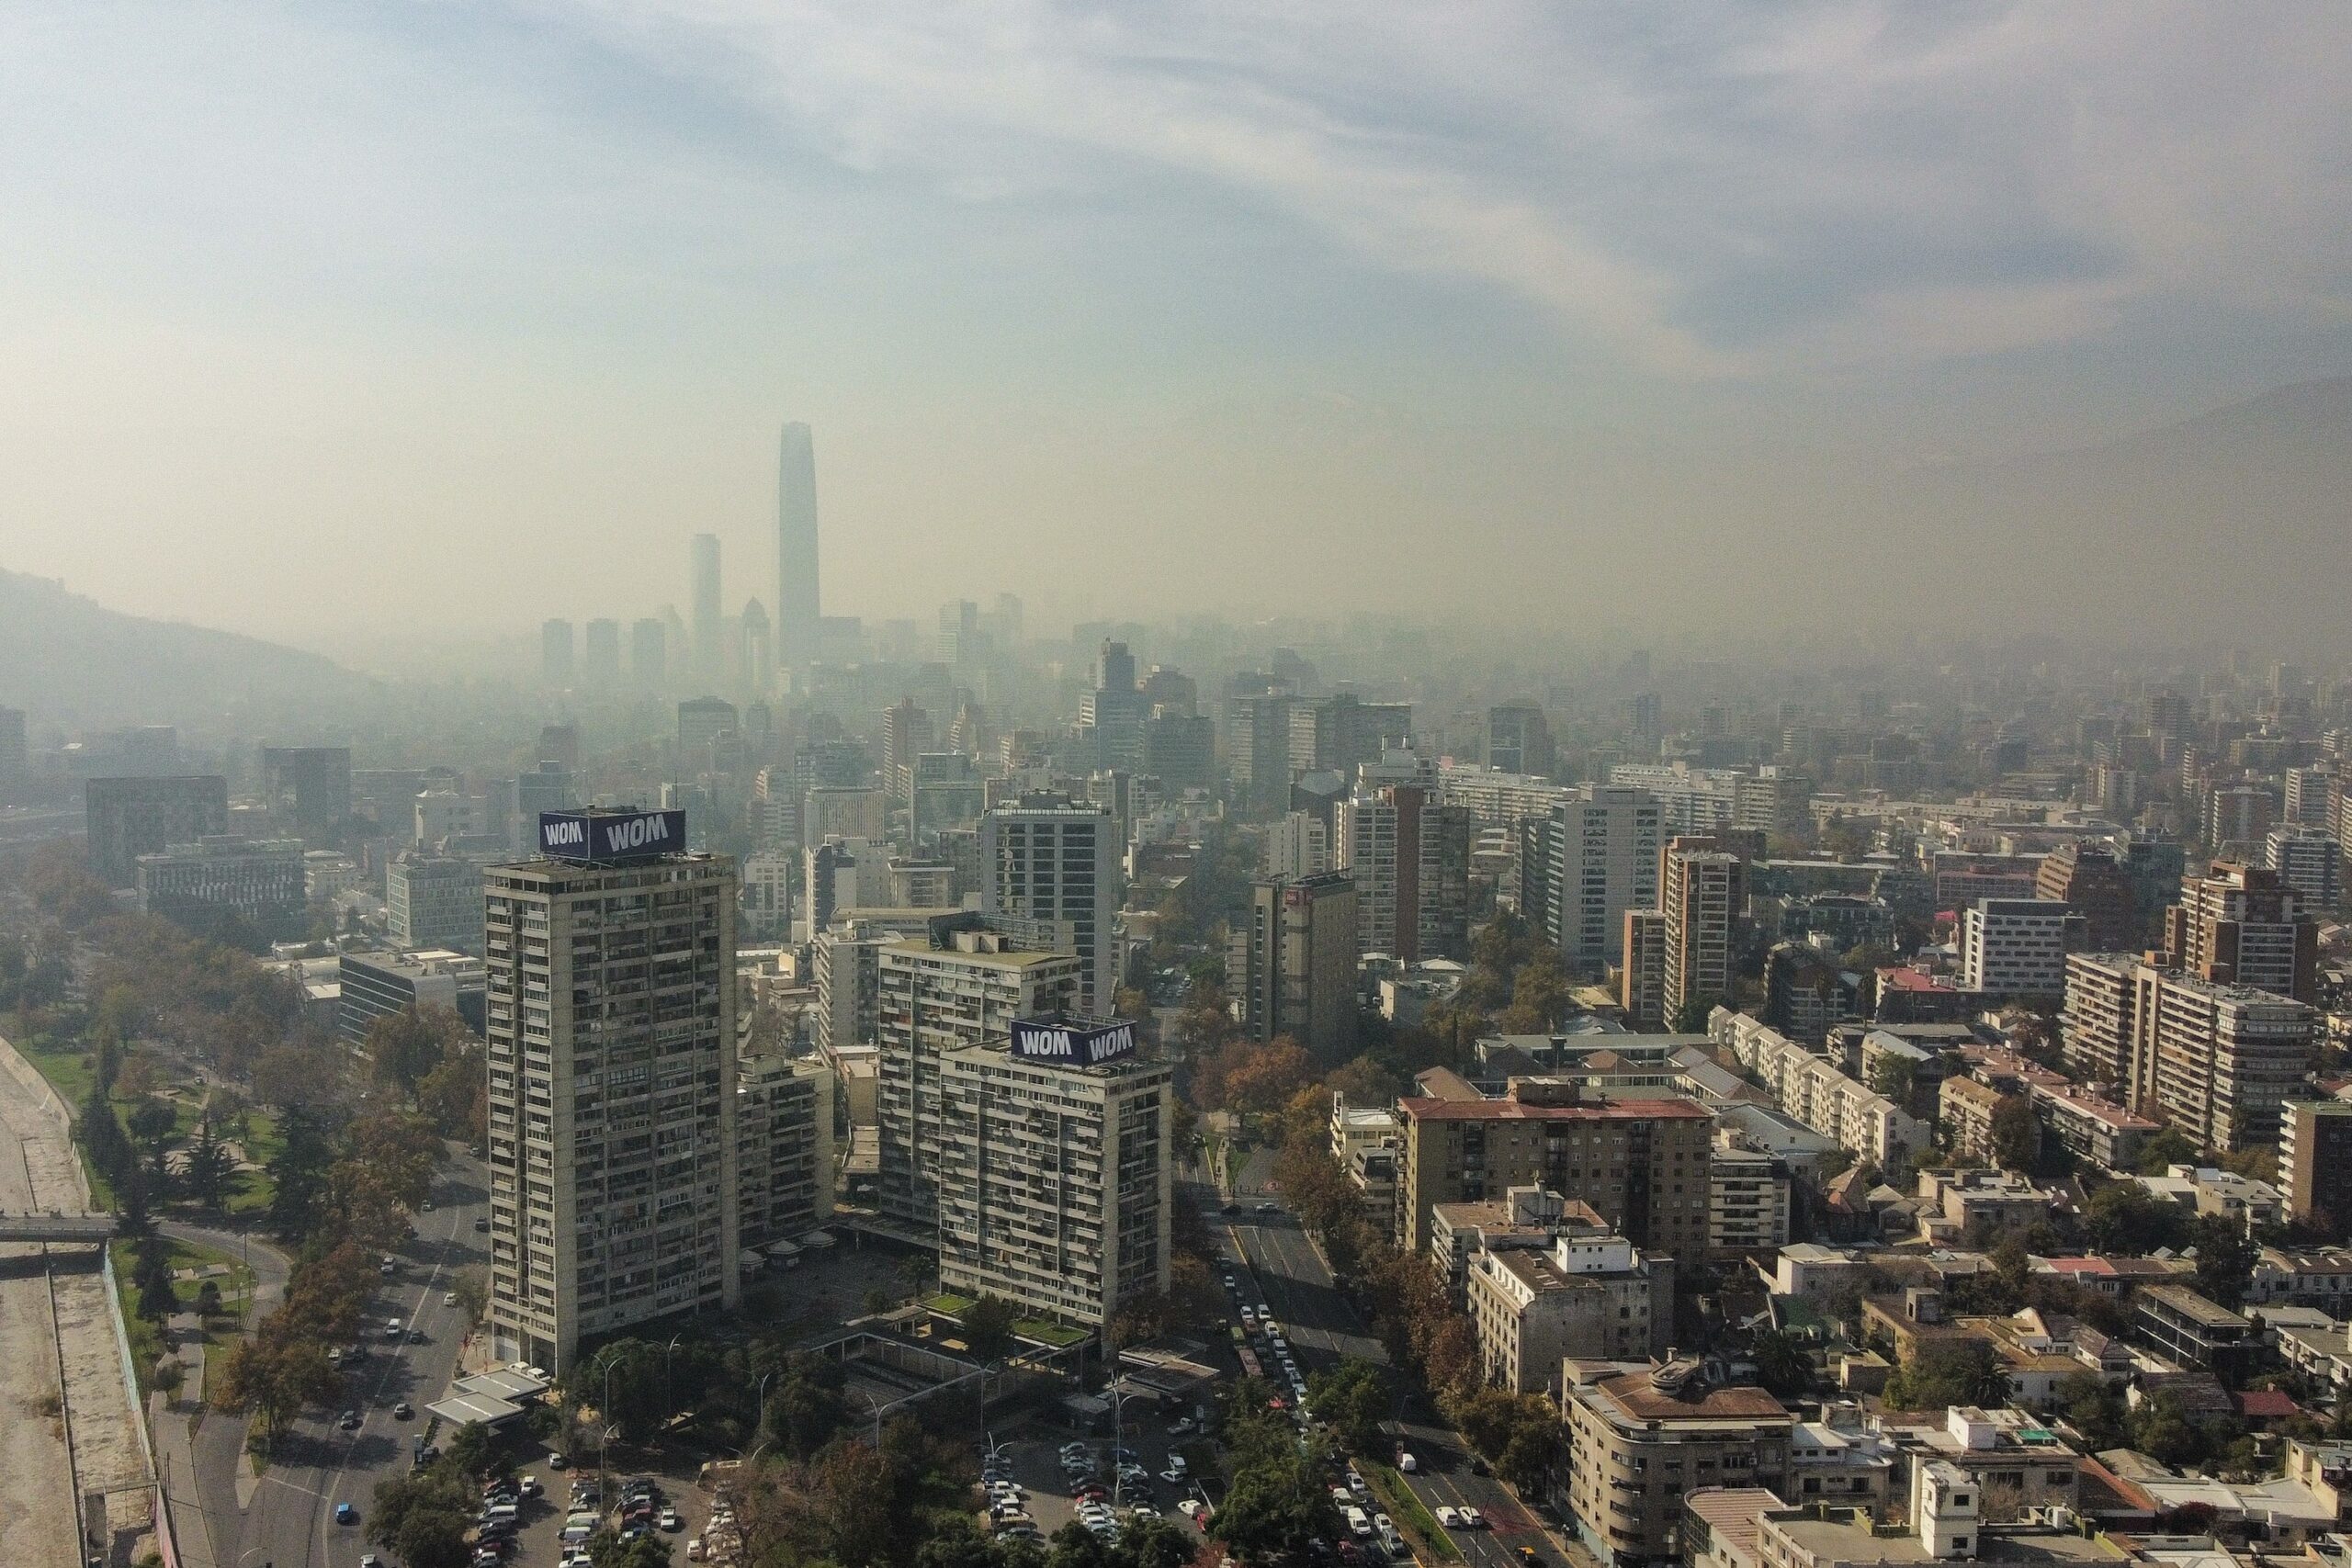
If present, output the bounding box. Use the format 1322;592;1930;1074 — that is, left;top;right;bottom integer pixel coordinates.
428;1392;524;1427
1598;1371;1789;1422
1400;1094;1713;1123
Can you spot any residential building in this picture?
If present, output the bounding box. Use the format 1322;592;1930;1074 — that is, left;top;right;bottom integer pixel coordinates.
2134;1283;2264;1387
1661;837;1745;1027
1712;1011;1928;1169
980;795;1118;1013
735;1052;834;1253
338;949;487;1044
85;774;229;886
2163;859;2319;1002
1871;1405;2083;1517
2134;1163;2287;1233
2132;967;2319;1151
135;835;307;939
1761;942;1862;1045
2266;825;2344;911
2034;840;2144;957
812;920;893;1052
1394;1077;1713;1256
389;852;486;952
1224;691;1296;818
875;920;1084;1237
775;421;820;667
1464;1230;1672;1394
2284;1101;2352;1243
1959;898;2086;997
741;850;793;941
1559;1358;1792;1568
2247;1247;2352;1314
1938;1075;2016;1168
1621;908;1668;1031
1526;785;1661;973
1708;1140;1792;1258
1436;765;1568;833
481;810;741;1375
933;1020;1172;1336
1230;874;1360;1059
2058;952;2141;1089
1335;773;1472;963
1289;694;1412;781
805;786;889;843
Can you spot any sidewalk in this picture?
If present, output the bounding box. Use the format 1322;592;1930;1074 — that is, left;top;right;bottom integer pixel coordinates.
153;1314;219;1568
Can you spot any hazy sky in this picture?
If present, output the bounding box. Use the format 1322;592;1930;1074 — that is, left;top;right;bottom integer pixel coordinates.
5;3;2350;653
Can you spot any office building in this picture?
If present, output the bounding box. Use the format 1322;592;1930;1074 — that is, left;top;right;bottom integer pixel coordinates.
260;747;353;837
1224;691;1296;818
135;836;307;939
2282;1101;2352;1244
910;752;985;840
1526;785;1662;973
582;617;622;682
630;616;667;688
1464;1231;1671;1394
1230;874;1360;1060
2164;859;2318;1001
1335;777;1471;964
542;618;574;685
338;948;487;1044
389;853;486;953
482;808;740;1374
1394;1077;1713;1256
875;921;1084;1237
1487;702;1554;778
1660;837;1744;1026
2034;840;2142;953
1959;897;2086;996
806;786;889;843
1289;694;1411;781
679;696;739;758
775;422;821;667
1141;711;1215;791
1621;908;1668;1031
803;838;888;931
980;795;1117;1013
2266;824;2343;910
881;699;933;794
85;774;229;886
736;1052;834;1252
1561;1359;1792;1568
690;533;722;680
741;850;794;941
515;761;575;840
934;1018;1173;1336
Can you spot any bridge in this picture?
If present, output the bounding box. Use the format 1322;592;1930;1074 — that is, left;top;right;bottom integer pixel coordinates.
0;1213;116;1244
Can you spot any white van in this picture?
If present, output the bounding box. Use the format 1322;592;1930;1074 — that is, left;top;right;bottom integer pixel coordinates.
1397;1451;1418;1473
1344;1506;1373;1540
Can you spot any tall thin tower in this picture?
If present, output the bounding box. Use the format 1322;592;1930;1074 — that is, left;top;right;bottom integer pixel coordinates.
690;533;723;681
777;422;820;667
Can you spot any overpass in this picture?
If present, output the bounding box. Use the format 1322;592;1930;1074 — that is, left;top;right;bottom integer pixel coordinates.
0;1213;116;1244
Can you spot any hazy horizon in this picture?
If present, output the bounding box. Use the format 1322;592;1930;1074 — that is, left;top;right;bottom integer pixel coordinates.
6;5;2352;652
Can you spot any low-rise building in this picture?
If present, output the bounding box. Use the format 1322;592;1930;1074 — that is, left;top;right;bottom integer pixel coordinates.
1785;1420;1901;1520
1465;1231;1672;1394
1771;1244;1871;1305
1713;1010;1928;1169
2248;1248;2352;1315
1915;1168;2063;1241
337;947;488;1044
1872;1405;2083;1518
2132;1164;2286;1235
1559;1358;1793;1568
1429;1187;1609;1307
1938;1075;2017;1168
137;834;308;940
2134;1283;2265;1388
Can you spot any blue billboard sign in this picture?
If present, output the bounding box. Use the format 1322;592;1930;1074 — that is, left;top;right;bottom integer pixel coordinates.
1010;1017;1139;1067
537;808;686;864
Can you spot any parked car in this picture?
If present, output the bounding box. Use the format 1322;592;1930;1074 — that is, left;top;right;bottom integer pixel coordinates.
334;1502;357;1525
392;1401;414;1419
339;1409;362;1430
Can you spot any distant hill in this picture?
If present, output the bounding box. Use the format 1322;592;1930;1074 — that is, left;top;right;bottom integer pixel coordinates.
1885;377;2352;645
0;570;379;727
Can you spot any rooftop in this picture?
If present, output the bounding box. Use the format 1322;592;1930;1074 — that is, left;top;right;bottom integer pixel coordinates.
2138;1283;2251;1330
1595;1369;1790;1423
1400;1092;1713;1123
1766;1511;2124;1566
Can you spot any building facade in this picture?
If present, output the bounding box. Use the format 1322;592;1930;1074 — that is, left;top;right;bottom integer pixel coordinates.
2283;1100;2352;1244
1335;779;1472;964
1561;1360;1793;1568
1231;873;1360;1060
980;795;1118;1013
389;852;487;953
85;774;229;886
1660;838;1744;1026
135;836;306;938
1529;786;1662;973
736;1052;834;1252
2163;859;2319;1002
1958;898;2085;997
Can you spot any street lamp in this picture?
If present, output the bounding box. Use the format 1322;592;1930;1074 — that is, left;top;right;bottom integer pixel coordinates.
755;1370;776;1440
663;1332;684;1415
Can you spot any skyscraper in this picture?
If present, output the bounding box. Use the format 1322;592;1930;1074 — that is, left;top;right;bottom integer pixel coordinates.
776;422;820;668
691;533;723;681
482;808;741;1373
1659;835;1745;1026
981;795;1119;1013
629;616;667;689
1334;775;1471;964
741;599;774;692
1526;785;1662;973
1230;874;1360;1060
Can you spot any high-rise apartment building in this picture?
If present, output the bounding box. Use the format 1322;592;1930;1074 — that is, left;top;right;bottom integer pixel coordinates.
980;795;1118;1013
1265;810;1330;879
735;1052;833;1252
2282;1100;2352;1244
1487;702;1554;778
1659;836;1744;1026
741;850;794;940
2264;825;2343;911
935;1019;1172;1335
1619;908;1668;1031
1289;694;1412;781
775;422;821;667
1230;874;1360;1060
85;774;230;886
2058;952;2141;1088
2205;784;2276;851
2285;766;2340;829
881;698;933;795
1335;779;1471;964
2035;840;2143;953
630;616;668;688
690;533;723;680
678;696;740;758
542;618;574;685
2163;860;2318;1002
812;919;892;1052
1525;785;1661;974
482;809;740;1374
582;618;622;682
1225;691;1296;819
1959;897;2086;996
875;921;1083;1238
2132;966;2317;1152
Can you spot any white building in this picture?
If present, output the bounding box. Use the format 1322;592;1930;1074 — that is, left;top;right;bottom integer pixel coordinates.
741;850;794;941
481;820;741;1374
2266;825;2344;911
1958;897;2084;996
1529;785;1661;972
389;852;485;953
1266;810;1331;878
1712;1010;1928;1168
736;1051;834;1253
980;795;1118;1013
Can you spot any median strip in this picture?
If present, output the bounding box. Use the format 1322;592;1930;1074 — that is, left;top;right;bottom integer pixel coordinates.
1363;1461;1460;1562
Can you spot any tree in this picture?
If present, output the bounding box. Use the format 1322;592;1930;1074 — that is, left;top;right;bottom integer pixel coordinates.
2131;1392;2206;1469
368;1463;477;1568
1884;1340;2011;1412
365;1005;467;1102
183;1111;238;1208
2134;1128;2202;1176
963;1294;1019;1361
1221;1038;1316;1120
1498;948;1573;1035
133;1235;178;1322
266;1106;336;1240
125;1096;178;1149
1306;1359;1389;1452
1989;1096;2039;1172
1750;1329;1814;1397
1866;1055;1917;1106
765;1354;848;1461
2190;1213;2258;1310
2083;1181;2190;1255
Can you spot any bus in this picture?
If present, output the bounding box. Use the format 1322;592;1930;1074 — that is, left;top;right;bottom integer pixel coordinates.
1238;1347;1263;1380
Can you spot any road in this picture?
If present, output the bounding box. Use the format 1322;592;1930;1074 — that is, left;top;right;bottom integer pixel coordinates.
218;1151;491;1568
1217;1156;1578;1568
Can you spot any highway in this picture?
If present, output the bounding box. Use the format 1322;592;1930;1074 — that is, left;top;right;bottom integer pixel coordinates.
212;1151;491;1568
1216;1152;1583;1568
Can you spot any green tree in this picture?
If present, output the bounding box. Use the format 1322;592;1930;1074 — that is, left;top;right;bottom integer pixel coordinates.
125;1095;178;1148
2082;1181;2190;1254
1989;1096;2040;1171
2190;1213;2258;1310
266;1106;336;1240
1885;1340;2011;1412
2134;1128;2202;1175
133;1236;178;1322
1866;1055;1917;1105
765;1354;848;1461
964;1294;1019;1361
2131;1392;2205;1468
1750;1329;1814;1397
1305;1359;1389;1452
368;1463;477;1568
365;1005;464;1102
183;1112;238;1208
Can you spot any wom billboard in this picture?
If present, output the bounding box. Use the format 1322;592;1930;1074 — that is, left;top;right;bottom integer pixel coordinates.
538;808;686;864
1010;1018;1138;1067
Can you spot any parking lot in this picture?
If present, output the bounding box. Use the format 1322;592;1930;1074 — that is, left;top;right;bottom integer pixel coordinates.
485;1440;720;1567
975;1412;1218;1553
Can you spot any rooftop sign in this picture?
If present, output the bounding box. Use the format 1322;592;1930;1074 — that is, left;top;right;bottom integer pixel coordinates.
537;808;686;865
1010;1017;1138;1067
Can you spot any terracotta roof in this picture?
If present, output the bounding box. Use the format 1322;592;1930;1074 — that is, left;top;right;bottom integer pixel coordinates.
1399;1095;1713;1123
2233;1389;2301;1418
1600;1372;1790;1421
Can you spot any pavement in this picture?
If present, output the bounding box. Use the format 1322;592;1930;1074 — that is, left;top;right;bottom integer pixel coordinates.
207;1150;492;1568
1216;1154;1588;1568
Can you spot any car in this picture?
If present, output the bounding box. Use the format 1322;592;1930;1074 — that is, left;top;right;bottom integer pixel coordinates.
1519;1550;1542;1564
1397;1451;1418;1473
1469;1455;1490;1476
393;1401;414;1419
379;1259;395;1276
1346;1470;1369;1495
661;1508;683;1531
334;1502;358;1526
445;1290;458;1305
1329;1485;1354;1507
384;1321;404;1339
1160;1462;1188;1483
1168;1415;1197;1436
1074;1483;1108;1502
327;1347;343;1364
520;1475;541;1497
1267;1394;1287;1411
361;1557;384;1568
686;1540;706;1562
1256;1201;1278;1213
1221;1274;1236;1288
410;1328;428;1343
1460;1506;1485;1529
548;1451;570;1470
1435;1506;1462;1529
475;1217;491;1232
